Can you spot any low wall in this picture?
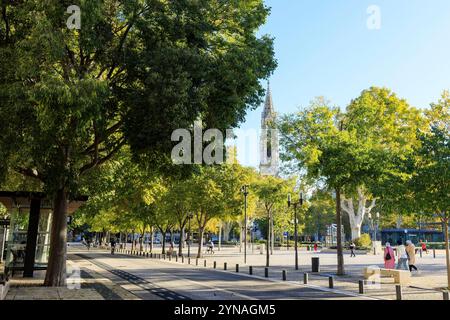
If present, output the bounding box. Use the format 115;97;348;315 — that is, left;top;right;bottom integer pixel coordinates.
0;280;9;300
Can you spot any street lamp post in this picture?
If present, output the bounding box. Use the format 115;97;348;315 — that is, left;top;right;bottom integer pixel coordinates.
241;185;249;264
288;192;303;270
368;212;380;241
187;213;193;258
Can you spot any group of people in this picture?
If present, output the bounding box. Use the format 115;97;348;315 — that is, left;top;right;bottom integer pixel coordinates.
384;240;418;272
347;239;420;272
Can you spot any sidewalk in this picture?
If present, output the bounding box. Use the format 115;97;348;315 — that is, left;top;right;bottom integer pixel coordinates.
4;253;140;300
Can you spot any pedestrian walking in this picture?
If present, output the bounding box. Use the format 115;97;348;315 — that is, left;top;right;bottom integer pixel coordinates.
406;240;418;272
168;241;174;256
421;240;428;254
314;242;318;252
207;240;215;254
110;237;116;255
396;240;408;270
384;242;395;269
350;242;356;257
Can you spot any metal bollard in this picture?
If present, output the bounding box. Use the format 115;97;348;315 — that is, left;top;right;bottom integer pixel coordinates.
224;262;227;270
396;285;403;300
282;270;287;281
304;273;309;284
420;249;423;258
249;266;253;275
146;252;149;258
204;260;207;267
311;257;320;273
213;261;217;269
359;280;365;294
163;254;166;260
236;264;239;273
329;276;334;289
265;267;269;278
175;255;178;262
188;257;191;265
181;256;184;263
443;291;449;301
196;258;199;266
434;249;436;258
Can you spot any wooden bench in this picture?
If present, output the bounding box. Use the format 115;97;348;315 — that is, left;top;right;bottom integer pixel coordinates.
363;267;411;285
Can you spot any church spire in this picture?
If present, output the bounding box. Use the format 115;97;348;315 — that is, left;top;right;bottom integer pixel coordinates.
262;81;274;120
259;80;279;177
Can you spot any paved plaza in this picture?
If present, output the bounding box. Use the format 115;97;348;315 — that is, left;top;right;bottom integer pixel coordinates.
5;244;449;300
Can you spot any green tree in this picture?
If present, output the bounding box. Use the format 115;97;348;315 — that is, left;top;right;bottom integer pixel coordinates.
190;164;244;258
0;0;275;286
408;94;449;288
160;179;193;256
304;190;335;240
253;175;295;266
279;88;423;275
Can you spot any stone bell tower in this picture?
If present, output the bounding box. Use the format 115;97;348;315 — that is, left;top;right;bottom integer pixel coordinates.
259;83;279;176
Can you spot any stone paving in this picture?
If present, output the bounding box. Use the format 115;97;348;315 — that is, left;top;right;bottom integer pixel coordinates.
71;250;368;300
2;244;449;300
116;244;450;300
4;255;140;300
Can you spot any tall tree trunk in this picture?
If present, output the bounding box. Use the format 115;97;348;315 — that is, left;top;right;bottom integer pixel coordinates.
44;188;68;287
270;210;274;255
179;227;184;256
341;189;376;241
197;227;205;258
223;222;231;242
351;227;361;241
149;227;154;253
336;188;345;275
443;216;450;290
239;221;243;253
396;215;403;229
266;210;270;267
218;223;222;251
161;230;166;254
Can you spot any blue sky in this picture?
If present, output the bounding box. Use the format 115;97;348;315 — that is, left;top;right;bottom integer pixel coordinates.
234;0;450;167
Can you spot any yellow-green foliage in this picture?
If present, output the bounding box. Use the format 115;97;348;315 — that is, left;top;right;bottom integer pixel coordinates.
354;234;372;248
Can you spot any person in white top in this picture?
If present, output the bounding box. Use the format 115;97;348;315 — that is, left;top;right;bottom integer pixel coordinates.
396;239;408;270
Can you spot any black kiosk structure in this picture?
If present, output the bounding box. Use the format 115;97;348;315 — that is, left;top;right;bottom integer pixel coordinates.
0;191;87;278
